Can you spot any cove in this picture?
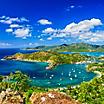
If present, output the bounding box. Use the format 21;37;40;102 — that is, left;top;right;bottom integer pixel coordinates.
0;60;96;88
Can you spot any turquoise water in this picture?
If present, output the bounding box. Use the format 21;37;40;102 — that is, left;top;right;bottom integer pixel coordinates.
0;49;102;87
0;60;96;87
31;63;96;87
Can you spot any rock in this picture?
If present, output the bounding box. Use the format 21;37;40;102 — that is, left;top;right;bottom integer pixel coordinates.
30;91;80;104
0;89;24;104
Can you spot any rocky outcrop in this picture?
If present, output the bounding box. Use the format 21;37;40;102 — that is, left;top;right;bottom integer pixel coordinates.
30;91;79;104
0;88;24;104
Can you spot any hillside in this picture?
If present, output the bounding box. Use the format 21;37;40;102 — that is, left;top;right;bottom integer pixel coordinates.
24;43;104;52
4;51;93;69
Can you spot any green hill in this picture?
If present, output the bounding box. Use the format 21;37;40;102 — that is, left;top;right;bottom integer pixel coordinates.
24;43;104;52
4;51;93;69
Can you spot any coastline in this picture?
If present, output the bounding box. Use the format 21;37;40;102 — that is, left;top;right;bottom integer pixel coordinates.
2;54;103;89
5;58;92;70
93;71;102;78
13;59;54;70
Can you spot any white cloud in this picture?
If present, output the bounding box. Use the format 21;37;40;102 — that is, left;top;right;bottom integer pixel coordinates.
37;35;41;38
38;19;52;25
20;17;29;22
88;38;99;42
43;27;56;34
66;5;82;12
5;28;13;33
0;16;32;39
0;17;20;24
29;43;33;46
42;18;102;38
78;30;104;44
0;19;12;24
63;18;102;34
88;31;104;43
10;24;20;28
0;16;6;19
9;17;20;22
41;18;104;44
42;28;70;38
70;5;75;9
39;38;44;41
13;28;31;39
47;37;52;40
0;16;29;24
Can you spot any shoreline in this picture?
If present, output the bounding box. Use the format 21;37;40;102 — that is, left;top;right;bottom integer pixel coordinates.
4;57;90;70
93;71;102;78
2;57;103;89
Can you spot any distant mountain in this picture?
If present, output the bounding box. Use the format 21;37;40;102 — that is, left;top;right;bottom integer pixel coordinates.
24;43;104;52
60;44;68;46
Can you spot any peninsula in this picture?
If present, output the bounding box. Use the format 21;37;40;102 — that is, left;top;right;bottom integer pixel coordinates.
4;51;93;69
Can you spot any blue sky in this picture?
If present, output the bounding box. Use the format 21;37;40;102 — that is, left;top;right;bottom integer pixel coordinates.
0;0;104;48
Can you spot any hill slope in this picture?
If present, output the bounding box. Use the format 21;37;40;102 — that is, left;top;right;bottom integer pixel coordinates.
24;43;104;52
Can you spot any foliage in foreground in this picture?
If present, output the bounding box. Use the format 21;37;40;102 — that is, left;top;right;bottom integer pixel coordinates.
0;71;49;103
62;75;104;104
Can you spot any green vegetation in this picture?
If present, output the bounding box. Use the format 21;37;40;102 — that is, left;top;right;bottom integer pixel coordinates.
63;76;104;104
0;71;48;92
2;49;104;103
0;71;49;104
61;62;104;104
0;71;31;92
98;56;104;61
87;62;104;72
0;60;104;104
4;51;94;69
24;43;104;52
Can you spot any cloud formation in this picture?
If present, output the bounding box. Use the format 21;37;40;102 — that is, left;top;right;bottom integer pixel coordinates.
13;28;31;39
79;31;104;43
10;24;21;28
43;28;56;33
0;16;32;39
5;28;13;33
70;5;75;9
0;16;29;24
63;18;102;34
42;18;104;44
0;16;104;45
38;19;52;25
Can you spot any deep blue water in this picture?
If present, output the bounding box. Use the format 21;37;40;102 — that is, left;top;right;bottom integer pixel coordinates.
0;48;38;59
0;49;103;87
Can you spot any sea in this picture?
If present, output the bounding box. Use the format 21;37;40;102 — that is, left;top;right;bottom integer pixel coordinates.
0;48;103;88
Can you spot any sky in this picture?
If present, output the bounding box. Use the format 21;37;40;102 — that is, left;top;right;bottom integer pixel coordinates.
0;0;104;48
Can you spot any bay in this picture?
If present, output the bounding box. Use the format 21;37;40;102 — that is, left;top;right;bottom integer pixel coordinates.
0;48;102;87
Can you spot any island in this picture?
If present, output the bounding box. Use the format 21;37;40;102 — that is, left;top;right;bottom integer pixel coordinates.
4;51;94;69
